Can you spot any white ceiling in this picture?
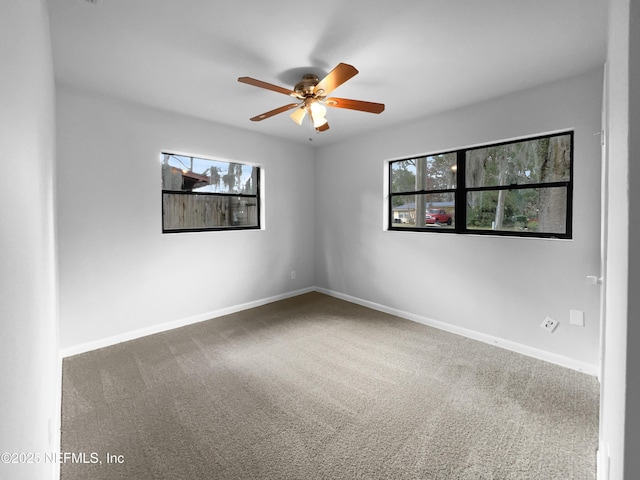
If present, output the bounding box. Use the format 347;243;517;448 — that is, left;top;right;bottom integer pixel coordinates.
47;0;608;147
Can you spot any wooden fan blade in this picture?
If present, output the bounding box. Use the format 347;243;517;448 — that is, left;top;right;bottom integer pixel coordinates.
250;103;300;121
238;77;298;97
316;122;330;132
325;97;385;114
314;63;358;97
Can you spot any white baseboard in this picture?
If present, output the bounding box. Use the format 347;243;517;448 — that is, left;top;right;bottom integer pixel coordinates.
597;442;610;480
60;285;599;376
316;287;599;376
60;287;315;358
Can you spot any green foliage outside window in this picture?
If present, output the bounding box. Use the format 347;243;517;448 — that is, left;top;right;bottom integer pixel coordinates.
389;132;572;238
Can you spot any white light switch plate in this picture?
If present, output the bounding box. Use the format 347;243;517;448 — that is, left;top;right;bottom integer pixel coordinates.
570;309;585;326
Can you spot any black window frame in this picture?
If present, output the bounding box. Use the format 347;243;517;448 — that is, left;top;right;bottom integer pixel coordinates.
388;131;574;239
161;152;261;234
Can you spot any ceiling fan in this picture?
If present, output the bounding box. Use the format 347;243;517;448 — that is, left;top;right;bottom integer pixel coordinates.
238;63;384;132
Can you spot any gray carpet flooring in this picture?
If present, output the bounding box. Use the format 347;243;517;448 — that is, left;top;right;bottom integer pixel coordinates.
60;292;599;479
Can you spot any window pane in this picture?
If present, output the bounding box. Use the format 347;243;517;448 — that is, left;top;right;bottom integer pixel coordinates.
391;153;457;193
465;134;571;188
162;154;258;195
163;193;259;231
466;187;567;234
391;193;455;228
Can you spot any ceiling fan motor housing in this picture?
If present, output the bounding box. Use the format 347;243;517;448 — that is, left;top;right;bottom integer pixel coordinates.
294;74;320;97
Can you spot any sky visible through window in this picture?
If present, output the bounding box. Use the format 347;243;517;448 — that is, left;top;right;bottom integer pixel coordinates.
163;154;255;194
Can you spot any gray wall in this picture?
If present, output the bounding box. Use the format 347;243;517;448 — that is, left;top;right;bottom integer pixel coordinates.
626;0;640;475
624;0;640;477
314;69;603;371
56;86;316;351
0;1;59;479
56;70;604;369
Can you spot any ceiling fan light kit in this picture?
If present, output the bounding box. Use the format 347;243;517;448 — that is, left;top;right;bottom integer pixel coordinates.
238;63;384;133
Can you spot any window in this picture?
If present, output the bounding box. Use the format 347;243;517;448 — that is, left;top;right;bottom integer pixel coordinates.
389;131;573;238
161;153;260;233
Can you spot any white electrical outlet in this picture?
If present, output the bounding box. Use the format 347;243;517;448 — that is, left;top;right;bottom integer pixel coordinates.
541;316;559;333
290;270;296;280
570;309;585;326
